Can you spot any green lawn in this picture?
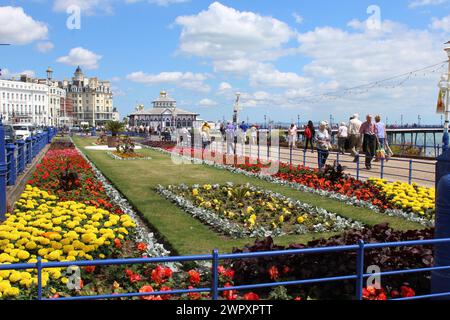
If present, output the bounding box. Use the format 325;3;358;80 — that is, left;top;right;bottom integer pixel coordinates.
73;136;423;255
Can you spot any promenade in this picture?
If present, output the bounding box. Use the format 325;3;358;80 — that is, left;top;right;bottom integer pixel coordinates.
209;141;436;188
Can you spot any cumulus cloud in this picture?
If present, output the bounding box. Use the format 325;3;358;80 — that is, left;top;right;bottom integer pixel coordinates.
53;0;115;15
126;71;210;92
198;98;218;107
36;41;55;53
57;47;102;69
430;15;450;32
0;6;48;45
0;69;36;80
293;12;303;24
175;2;295;61
409;0;448;8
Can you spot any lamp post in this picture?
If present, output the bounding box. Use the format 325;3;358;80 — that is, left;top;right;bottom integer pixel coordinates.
418;115;422;127
438;42;450;152
297;115;300;128
264;115;267;129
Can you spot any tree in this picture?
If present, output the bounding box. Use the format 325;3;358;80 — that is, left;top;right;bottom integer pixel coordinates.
105;121;124;137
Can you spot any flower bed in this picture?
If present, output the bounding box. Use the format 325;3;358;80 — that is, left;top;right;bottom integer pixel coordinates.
142;145;434;227
107;151;152;161
230;224;432;300
157;183;363;238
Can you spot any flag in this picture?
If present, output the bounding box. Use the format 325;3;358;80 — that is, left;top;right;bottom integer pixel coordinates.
437;88;445;114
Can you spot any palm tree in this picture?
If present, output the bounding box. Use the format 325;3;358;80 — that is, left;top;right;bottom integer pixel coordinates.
105;121;124;137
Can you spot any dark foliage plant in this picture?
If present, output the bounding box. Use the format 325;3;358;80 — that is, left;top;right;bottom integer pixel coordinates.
230;224;434;300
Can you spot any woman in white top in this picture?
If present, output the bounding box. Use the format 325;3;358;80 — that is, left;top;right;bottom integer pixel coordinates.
288;123;297;149
337;122;348;155
315;121;332;169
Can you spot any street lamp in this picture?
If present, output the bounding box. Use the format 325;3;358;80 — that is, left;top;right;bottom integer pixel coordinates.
438;41;450;151
297;114;300;128
264;115;267;129
418;115;422;126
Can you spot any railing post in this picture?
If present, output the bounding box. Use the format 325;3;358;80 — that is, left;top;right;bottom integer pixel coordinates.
289;146;292;165
32;136;37;159
432;148;450;299
355;240;365;300
336;152;340;166
17;140;25;175
6;143;16;186
356;155;360;180
0;120;7;219
211;249;219;300
408;159;413;185
380;158;385;179
26;137;32;165
303;149;306;166
37;256;43;300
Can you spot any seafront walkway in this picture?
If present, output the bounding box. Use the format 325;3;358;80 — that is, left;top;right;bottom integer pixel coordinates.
208;141;436;188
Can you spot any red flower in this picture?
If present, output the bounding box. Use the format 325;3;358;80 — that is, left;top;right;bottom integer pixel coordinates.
160;286;172;300
222;283;237;300
130;273;142;283
84;265;96;273
243;292;260;300
188;270;201;286
268;266;279;280
187;286;201;300
114;238;122;248
125;269;134;277
400;285;415;298
137;242;147;251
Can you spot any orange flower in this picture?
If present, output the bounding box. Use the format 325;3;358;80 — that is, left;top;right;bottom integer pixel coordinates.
139;285;155;300
114;238;122;248
85;265;96;273
137;242;147;251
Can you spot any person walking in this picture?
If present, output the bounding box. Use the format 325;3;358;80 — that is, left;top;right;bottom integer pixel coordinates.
360;114;378;170
375;115;386;149
225;122;236;155
304;120;315;153
348;114;362;162
288;123;298;149
201;122;211;149
316;121;332;169
337;122;348;154
250;124;258;145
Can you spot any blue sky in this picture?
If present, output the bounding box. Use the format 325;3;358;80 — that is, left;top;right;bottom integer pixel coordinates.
0;0;449;125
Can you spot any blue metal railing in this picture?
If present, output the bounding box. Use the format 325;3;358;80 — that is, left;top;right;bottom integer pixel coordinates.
0;125;58;218
0;237;449;300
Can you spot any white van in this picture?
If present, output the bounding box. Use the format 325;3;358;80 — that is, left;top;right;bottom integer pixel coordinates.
13;124;35;140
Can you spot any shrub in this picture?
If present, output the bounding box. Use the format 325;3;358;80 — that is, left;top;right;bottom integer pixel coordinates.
230;224;434;300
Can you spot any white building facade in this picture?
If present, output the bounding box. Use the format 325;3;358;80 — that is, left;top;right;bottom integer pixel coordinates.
62;66;114;127
128;91;199;130
0;77;51;125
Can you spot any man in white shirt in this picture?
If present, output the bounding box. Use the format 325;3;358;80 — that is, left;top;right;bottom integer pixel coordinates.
337;122;348;155
348;114;362;162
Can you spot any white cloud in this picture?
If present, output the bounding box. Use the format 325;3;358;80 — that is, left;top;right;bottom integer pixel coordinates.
293;12;303;24
36;41;54;53
218;82;232;92
0;6;48;45
126;71;210;92
409;0;447;8
125;0;189;5
249;64;311;88
57;47;102;69
0;69;36;80
431;15;450;32
53;0;115;15
175;2;295;61
198;98;218;107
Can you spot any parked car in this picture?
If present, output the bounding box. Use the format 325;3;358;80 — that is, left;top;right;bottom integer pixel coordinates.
12;124;34;141
4;125;16;144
